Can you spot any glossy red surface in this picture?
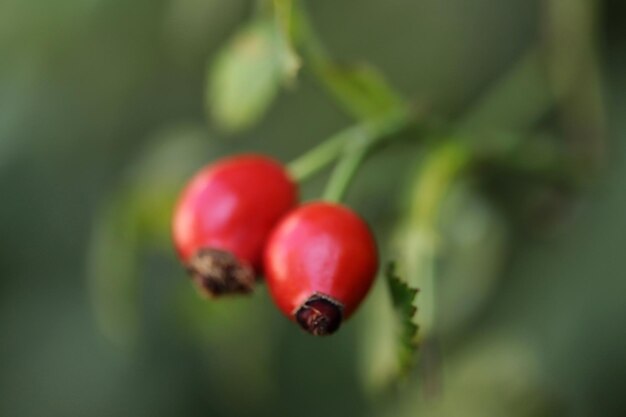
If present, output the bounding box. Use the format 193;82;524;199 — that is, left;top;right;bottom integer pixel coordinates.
264;202;378;320
172;154;297;272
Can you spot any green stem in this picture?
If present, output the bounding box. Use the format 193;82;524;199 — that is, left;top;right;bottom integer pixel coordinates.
290;3;583;200
287;128;353;182
457;48;553;134
288;0;416;192
294;0;332;75
288;45;560;188
295;0;398;119
542;0;606;173
322;133;369;202
287;109;411;183
323;110;412;201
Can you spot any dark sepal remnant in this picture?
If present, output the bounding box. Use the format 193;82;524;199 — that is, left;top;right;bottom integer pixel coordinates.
295;293;344;336
185;248;255;297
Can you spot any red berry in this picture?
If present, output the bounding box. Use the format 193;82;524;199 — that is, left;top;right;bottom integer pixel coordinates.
172;154;297;296
264;202;378;335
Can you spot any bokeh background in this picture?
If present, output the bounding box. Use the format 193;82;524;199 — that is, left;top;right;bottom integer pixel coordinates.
1;0;626;416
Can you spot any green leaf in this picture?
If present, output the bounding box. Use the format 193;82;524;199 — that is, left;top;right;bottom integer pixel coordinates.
208;20;282;132
359;263;420;392
386;262;420;373
321;63;406;121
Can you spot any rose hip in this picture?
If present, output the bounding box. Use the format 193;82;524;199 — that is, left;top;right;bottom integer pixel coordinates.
172;154;297;296
264;202;378;335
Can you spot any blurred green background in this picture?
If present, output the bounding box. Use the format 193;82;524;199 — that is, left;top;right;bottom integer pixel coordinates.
1;0;626;416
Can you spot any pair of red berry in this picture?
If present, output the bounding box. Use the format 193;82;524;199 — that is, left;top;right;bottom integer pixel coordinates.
172;155;378;336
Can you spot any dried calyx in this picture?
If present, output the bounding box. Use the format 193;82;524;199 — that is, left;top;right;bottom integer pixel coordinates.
186;248;255;297
295;294;344;336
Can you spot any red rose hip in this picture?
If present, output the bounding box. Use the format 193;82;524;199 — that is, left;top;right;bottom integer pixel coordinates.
264;202;378;335
172;154;297;297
